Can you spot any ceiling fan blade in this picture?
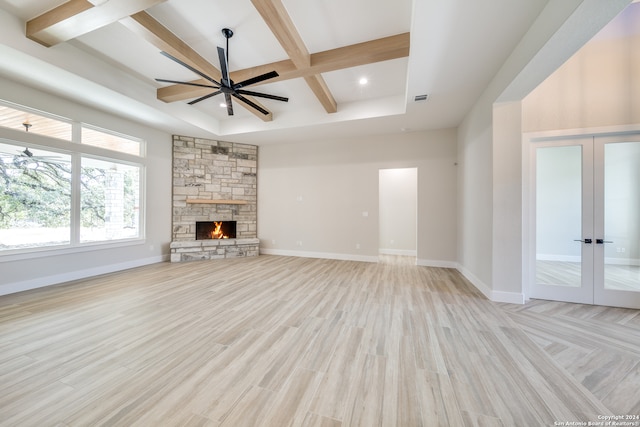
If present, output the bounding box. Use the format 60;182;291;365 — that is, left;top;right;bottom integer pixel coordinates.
234;71;279;89
236;90;288;102
217;47;230;85
232;93;270;115
224;93;234;116
188;90;222;105
155;78;219;89
160;51;221;86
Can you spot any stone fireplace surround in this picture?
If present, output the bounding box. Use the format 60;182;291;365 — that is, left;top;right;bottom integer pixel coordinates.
170;135;259;262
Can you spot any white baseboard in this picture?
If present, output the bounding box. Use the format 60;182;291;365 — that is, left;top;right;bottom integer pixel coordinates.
379;249;417;256
260;248;379;263
416;259;458;268
456;264;525;304
490;289;526;304
536;254;581;262
0;255;168;297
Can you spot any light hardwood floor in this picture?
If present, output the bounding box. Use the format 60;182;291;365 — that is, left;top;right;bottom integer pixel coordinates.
1;255;639;426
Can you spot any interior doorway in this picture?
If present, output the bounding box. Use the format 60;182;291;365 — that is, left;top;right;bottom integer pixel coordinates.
379;168;417;264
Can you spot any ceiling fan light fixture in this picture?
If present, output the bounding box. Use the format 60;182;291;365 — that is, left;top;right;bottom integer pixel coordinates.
155;27;288;118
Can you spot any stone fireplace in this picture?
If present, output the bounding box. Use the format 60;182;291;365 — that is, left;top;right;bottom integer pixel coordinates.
170;135;259;262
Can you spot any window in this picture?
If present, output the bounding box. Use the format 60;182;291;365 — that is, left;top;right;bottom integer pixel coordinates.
0;143;72;250
0;103;72;141
0;100;145;256
82;125;142;156
80;158;140;243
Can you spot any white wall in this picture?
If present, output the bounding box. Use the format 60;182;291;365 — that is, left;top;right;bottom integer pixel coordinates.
379;168;417;256
523;3;640;132
457;0;629;303
258;129;457;266
0;77;173;296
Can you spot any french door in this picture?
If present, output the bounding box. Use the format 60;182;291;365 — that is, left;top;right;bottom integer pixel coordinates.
530;135;640;309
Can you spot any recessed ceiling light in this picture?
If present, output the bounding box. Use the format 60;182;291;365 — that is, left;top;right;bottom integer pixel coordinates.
359;77;368;85
220;103;227;108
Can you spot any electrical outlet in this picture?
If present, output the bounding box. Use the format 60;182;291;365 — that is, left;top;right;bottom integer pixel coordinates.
356;243;361;249
296;241;303;246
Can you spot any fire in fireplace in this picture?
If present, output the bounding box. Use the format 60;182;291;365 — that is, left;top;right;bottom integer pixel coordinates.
196;221;237;240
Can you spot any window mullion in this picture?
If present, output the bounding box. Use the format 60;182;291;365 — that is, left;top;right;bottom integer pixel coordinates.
70;122;81;245
70;154;81;245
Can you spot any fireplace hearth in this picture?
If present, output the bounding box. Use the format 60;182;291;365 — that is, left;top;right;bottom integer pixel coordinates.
196;221;236;240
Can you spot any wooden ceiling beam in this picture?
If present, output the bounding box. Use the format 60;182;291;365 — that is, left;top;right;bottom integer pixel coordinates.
26;0;166;47
251;0;336;113
250;0;309;69
157;33;410;103
121;11;272;122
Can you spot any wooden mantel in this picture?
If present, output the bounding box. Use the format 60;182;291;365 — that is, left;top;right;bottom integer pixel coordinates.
186;199;248;205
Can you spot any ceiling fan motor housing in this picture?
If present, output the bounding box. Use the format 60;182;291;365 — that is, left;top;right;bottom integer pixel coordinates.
222;28;234;39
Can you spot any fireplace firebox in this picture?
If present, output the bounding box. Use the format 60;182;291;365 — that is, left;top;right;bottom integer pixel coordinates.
196;221;237;240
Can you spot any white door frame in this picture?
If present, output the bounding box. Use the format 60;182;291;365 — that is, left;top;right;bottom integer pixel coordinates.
523;129;640;308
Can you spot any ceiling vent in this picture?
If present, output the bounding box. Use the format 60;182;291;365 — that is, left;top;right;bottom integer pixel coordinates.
414;94;428;102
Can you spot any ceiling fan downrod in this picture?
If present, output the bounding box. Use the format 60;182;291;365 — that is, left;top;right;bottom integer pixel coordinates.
222;28;233;64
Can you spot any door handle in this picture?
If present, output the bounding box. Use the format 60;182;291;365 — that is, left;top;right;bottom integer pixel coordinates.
574;238;592;244
596;239;613;244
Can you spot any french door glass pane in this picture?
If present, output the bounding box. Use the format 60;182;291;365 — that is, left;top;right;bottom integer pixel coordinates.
603;142;640;292
536;145;583;287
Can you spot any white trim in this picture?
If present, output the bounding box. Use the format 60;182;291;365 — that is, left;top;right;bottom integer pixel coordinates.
490;289;526;305
260;248;379;263
456;264;492;299
379;248;417;256
536;254;581;262
0;255;167;296
416;258;457;268
525;124;640;142
0;238;146;263
456;264;526;304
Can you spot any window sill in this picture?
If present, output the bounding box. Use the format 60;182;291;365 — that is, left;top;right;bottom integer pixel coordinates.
0;238;146;263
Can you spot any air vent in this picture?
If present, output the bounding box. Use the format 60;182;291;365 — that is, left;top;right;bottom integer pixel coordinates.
414;94;428;102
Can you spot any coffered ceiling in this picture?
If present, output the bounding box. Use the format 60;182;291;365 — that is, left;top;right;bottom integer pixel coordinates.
0;0;551;143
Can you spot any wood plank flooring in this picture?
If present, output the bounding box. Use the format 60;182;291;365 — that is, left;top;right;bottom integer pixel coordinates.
1;255;639;426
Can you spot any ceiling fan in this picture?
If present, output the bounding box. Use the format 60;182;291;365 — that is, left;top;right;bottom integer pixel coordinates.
155;28;288;116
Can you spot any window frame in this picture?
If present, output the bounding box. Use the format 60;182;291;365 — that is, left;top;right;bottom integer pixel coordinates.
0;102;146;262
